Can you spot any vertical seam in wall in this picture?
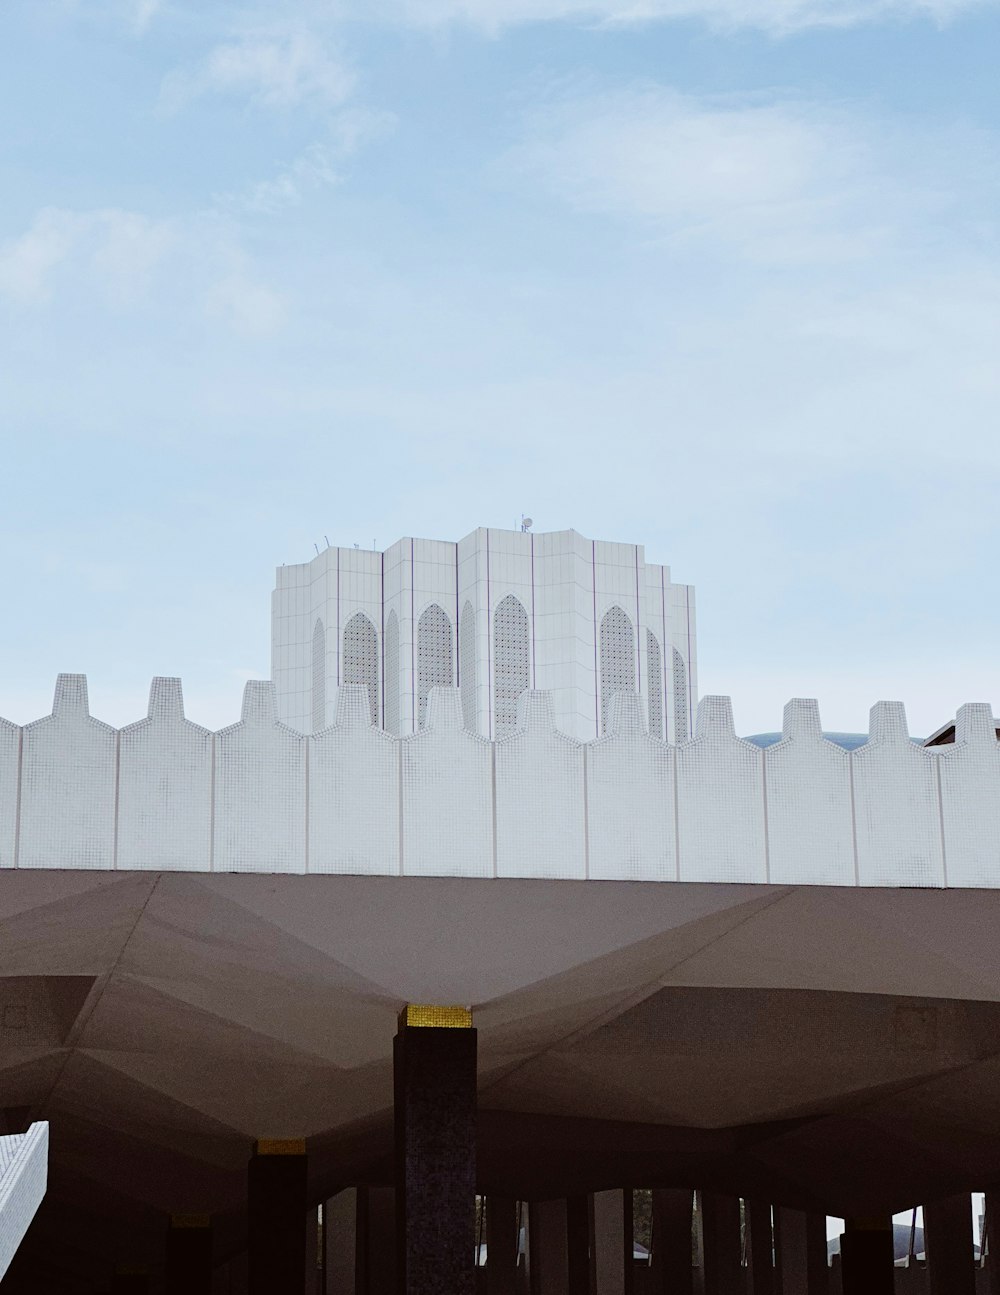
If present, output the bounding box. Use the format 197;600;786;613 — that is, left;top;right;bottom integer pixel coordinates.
336;549;341;686
591;540;599;736
761;749;770;884
398;740;405;876
530;532;536;689
112;730;121;870
209;732;216;872
303;738;310;874
582;745;590;880
486;530;493;740
634;546;641;695
672;746;681;881
410;539;415;735
935;755;948;887
490;742;498;878
380;550;385;730
13;727;23;868
848;753;859;886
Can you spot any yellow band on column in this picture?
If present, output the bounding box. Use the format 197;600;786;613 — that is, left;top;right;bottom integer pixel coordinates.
254;1138;306;1156
402;1005;473;1029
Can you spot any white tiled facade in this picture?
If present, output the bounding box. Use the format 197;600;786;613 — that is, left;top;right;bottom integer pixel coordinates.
0;1123;48;1282
271;528;698;743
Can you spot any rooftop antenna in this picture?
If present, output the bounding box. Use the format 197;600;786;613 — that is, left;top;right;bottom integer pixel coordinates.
314;543;320;555
324;536;330;549
354;542;359;550
520;515;533;533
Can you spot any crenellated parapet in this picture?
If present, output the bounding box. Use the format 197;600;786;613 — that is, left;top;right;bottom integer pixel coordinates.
1;675;999;886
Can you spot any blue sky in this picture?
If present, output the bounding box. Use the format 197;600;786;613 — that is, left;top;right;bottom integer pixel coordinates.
2;0;1000;735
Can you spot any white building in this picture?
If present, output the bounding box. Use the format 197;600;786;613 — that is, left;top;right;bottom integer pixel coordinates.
271;526;697;742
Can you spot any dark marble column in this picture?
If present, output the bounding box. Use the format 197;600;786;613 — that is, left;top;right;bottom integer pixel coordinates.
747;1202;774;1295
839;1217;894;1295
651;1189;693;1295
247;1138;308;1295
701;1193;742;1295
486;1197;519;1295
165;1214;212;1295
394;1005;477;1295
925;1194;975;1295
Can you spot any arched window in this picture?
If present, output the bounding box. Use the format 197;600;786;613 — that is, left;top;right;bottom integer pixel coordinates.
417;603;453;729
460;601;477;733
384;610;399;734
672;647;689;743
647;630;663;740
599;606;636;734
343;612;378;726
311;619;326;732
493;594;530;738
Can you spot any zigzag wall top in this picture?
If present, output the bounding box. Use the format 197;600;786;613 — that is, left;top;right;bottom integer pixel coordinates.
1;675;998;887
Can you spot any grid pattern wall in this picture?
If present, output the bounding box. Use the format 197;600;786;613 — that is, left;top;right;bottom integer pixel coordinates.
0;1123;47;1284
647;631;663;741
600;607;636;736
493;595;530;739
460;601;477;734
673;648;690;743
10;674;1000;889
384;611;400;736
343;612;379;727
311;619;326;733
417;604;453;730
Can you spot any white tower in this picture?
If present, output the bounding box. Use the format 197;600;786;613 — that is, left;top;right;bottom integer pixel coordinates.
271;527;696;742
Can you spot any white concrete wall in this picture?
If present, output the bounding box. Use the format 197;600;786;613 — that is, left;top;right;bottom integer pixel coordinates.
0;1122;48;1283
4;676;1000;888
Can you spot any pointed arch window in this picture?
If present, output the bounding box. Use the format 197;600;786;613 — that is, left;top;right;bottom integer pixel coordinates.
460;601;477;733
672;647;690;743
647;629;663;740
599;606;636;734
493;594;530;738
343;612;379;725
417;603;453;729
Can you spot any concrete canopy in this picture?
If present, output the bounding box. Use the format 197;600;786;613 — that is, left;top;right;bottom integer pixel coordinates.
4;870;1000;1289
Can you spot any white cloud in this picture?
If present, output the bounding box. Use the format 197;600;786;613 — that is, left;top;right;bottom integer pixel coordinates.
370;0;992;33
160;28;356;113
205;270;288;336
502;86;995;265
131;0;161;33
0;207;173;305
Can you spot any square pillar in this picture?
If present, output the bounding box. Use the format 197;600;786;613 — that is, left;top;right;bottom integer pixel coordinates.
839;1217;893;1295
747;1202;774;1295
701;1193;742;1295
776;1209;827;1295
592;1191;628;1295
651;1189;693;1295
248;1138;308;1295
487;1197;519;1295
924;1194;975;1295
323;1190;357;1295
166;1214;212;1295
394;1005;477;1295
112;1269;149;1295
359;1186;397;1295
529;1200;568;1295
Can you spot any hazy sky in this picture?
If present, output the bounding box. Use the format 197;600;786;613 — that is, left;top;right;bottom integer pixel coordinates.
2;0;999;736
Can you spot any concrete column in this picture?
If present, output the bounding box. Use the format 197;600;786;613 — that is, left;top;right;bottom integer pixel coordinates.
839;1218;893;1295
701;1194;742;1295
247;1138;308;1295
924;1194;975;1295
651;1189;693;1295
984;1191;1000;1295
394;1005;477;1295
487;1196;519;1295
592;1191;628;1295
323;1190;357;1295
776;1208;827;1295
306;1205;320;1294
747;1202;774;1295
566;1196;590;1295
529;1200;568;1295
166;1215;212;1295
360;1186;396;1295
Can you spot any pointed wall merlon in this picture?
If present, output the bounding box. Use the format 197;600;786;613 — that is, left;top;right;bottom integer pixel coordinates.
2;679;1000;885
